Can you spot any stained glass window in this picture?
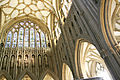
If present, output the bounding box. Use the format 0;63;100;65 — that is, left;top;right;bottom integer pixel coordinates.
30;28;35;48
12;32;17;48
41;32;46;48
5;31;12;48
36;32;40;48
24;28;29;47
5;20;48;48
18;27;24;47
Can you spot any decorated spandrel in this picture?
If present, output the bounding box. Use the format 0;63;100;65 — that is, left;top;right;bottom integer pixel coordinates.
12;32;17;48
30;28;35;48
18;27;24;47
5;31;12;48
36;32;40;48
24;28;29;47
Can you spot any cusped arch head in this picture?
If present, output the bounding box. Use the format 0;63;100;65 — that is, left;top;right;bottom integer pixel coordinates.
62;63;74;80
16;69;38;80
1;15;50;42
0;70;13;80
40;69;59;80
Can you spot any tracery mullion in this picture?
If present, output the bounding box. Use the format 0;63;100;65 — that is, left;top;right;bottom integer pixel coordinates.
11;32;14;48
0;8;2;31
28;28;30;47
34;26;37;48
17;29;19;48
39;32;41;48
45;34;47;48
45;34;48;47
23;28;25;48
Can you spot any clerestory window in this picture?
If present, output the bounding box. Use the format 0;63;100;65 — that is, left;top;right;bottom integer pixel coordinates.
5;20;48;48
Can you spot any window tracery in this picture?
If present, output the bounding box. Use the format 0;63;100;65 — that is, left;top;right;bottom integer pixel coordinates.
5;20;48;48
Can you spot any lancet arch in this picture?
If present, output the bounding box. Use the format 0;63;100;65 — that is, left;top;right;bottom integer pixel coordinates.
16;70;37;80
40;69;59;80
0;71;12;80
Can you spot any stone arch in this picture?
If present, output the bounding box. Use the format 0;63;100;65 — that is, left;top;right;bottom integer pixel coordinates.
100;0;120;79
1;16;50;43
100;0;118;50
62;63;74;80
75;40;112;79
40;69;59;80
0;71;13;80
16;69;38;80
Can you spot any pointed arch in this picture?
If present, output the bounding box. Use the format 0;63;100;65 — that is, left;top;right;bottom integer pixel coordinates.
43;74;54;80
0;71;13;80
22;74;32;80
40;69;59;80
1;16;50;43
62;63;74;80
16;69;38;80
75;40;113;79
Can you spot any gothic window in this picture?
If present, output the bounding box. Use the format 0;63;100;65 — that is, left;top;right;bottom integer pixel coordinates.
41;32;46;48
5;31;12;48
36;32;40;48
5;20;47;48
12;32;17;48
18;27;24;47
30;28;35;48
24;28;29;47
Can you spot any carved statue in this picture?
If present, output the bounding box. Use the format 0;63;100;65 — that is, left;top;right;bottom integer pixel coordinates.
31;55;35;67
2;55;8;70
24;55;28;68
10;56;15;68
38;55;42;66
44;54;48;67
